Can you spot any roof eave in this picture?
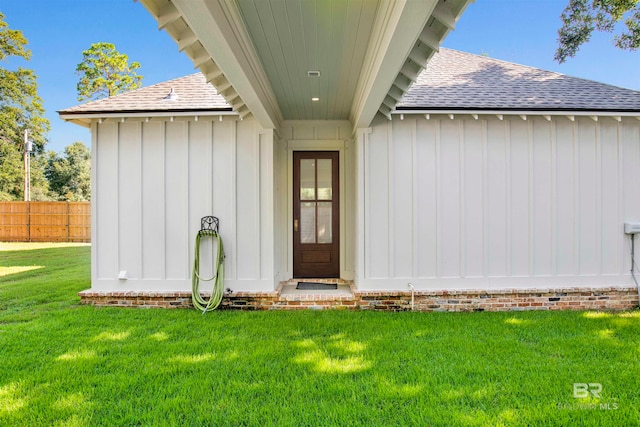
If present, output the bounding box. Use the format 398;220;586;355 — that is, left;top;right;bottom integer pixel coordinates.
352;0;474;131
141;0;282;129
392;108;640;118
59;109;239;128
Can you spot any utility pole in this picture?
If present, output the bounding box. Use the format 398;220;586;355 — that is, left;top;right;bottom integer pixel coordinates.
23;129;31;201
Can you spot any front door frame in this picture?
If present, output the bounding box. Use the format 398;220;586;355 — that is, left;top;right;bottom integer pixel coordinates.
293;151;340;278
286;140;349;280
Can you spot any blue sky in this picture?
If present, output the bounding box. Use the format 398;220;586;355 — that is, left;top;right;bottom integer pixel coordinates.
2;0;639;153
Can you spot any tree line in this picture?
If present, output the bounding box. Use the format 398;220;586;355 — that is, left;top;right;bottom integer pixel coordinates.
0;12;141;202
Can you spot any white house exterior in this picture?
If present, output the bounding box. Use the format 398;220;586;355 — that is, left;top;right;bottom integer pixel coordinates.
59;0;640;310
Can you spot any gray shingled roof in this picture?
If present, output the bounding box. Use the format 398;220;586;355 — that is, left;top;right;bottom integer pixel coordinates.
59;73;230;114
60;49;640;115
399;48;640;111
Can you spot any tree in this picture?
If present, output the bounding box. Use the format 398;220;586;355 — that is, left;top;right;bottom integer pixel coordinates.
76;42;143;101
46;142;91;201
0;12;50;200
555;0;640;63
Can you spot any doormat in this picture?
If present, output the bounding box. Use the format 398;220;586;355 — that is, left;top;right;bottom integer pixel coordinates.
296;282;338;290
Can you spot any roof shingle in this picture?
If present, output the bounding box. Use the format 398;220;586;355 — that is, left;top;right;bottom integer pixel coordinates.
60;49;640;115
399;48;640;111
59;73;230;114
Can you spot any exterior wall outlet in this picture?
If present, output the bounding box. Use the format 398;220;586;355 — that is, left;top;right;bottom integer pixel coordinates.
624;223;640;234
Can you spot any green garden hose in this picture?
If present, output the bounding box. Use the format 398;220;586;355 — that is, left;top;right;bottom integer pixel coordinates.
192;230;225;313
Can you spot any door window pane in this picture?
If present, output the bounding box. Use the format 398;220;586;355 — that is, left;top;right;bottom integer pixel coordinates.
300;202;316;243
300;159;315;200
317;202;332;243
317;159;332;200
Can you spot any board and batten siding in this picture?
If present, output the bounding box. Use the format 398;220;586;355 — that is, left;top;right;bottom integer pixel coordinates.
91;117;276;292
357;114;640;290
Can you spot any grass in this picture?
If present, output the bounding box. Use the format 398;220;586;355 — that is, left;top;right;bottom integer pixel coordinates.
1;243;639;426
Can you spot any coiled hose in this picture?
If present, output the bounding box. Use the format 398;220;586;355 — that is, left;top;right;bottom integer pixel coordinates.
192;230;225;313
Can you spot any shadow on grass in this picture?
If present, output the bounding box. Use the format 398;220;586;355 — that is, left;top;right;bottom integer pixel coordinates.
1;244;639;425
1;309;639;426
0;245;91;323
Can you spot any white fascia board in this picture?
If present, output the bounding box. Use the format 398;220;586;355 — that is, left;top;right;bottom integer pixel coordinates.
59;111;239;127
59;117;91;128
171;0;283;129
351;0;439;130
59;111;238;120
391;110;640;119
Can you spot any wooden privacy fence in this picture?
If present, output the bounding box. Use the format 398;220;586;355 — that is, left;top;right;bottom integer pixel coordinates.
0;201;90;243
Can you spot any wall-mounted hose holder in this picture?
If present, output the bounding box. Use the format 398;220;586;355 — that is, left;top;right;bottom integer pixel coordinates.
192;216;225;313
199;216;219;235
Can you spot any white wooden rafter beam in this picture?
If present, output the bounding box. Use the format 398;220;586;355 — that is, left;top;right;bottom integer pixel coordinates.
363;0;473;131
213;78;232;93
149;0;282;129
407;44;430;68
192;50;212;68
351;0;440;129
399;61;421;83
431;1;457;30
177;28;198;52
417;26;440;52
203;67;224;83
157;2;181;30
382;95;397;110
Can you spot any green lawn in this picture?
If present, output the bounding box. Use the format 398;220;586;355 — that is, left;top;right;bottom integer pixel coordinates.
1;243;639;426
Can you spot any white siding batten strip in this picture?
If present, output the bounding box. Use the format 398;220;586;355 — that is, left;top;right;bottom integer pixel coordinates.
573;120;580;274
459;120;465;278
617;120;624;274
387;119;394;279
115;122;122;279
186;121;193;273
435;120;442;278
232;121;238;281
209;121;215;223
551;120;558;275
412;118;418;278
138;122;144;279
595;121;603;274
482;119;489;277
360;128;371;281
91;121;98;283
528;120;534;276
158;122;166;280
505;120;512;276
254;126;262;280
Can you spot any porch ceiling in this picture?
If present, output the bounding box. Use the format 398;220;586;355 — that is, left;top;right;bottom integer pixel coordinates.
235;0;379;122
140;0;473;130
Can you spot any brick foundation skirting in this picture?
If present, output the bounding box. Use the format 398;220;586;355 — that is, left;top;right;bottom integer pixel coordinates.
78;286;639;312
